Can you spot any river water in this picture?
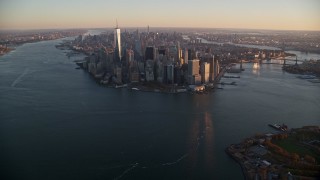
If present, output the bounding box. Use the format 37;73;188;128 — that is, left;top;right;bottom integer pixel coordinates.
0;37;320;180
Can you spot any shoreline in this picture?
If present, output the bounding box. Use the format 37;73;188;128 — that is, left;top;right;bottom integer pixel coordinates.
62;46;227;94
225;147;249;180
226;126;320;180
282;60;320;77
0;47;15;56
81;69;224;95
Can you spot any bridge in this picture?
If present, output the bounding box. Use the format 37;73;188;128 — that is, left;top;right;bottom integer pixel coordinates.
259;56;305;66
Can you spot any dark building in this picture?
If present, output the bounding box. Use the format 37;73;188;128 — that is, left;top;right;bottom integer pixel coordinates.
158;49;166;56
174;66;182;84
188;49;192;60
163;65;168;83
145;46;154;60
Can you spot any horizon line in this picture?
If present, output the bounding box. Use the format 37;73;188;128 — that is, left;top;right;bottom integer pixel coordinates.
1;26;320;32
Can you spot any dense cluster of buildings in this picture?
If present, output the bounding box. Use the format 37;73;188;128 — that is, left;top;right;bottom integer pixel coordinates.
72;26;222;88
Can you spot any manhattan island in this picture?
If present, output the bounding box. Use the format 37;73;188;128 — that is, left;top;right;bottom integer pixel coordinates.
57;25;320;93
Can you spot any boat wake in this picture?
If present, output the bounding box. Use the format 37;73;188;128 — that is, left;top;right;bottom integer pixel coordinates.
112;128;207;179
11;68;30;87
161;153;189;166
113;163;139;180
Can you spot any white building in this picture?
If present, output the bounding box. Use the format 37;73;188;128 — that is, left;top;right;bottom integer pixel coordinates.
114;23;121;60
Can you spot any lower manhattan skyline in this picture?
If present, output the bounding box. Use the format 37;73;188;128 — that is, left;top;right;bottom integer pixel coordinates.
1;0;320;30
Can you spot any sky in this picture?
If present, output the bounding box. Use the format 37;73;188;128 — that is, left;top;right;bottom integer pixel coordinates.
0;0;319;30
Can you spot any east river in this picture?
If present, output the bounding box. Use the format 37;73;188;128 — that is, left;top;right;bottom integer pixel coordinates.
0;36;320;180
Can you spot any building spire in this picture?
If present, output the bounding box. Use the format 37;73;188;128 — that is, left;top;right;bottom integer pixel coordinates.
116;19;118;29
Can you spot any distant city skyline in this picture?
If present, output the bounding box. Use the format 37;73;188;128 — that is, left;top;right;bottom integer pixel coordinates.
1;0;319;31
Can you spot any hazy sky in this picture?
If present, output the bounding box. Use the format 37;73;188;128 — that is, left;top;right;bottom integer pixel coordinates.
0;0;319;30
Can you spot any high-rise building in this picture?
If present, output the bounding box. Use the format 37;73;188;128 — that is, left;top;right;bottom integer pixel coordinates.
166;64;174;84
188;59;199;77
145;46;154;60
188;59;201;85
184;48;188;64
201;62;210;84
145;59;154;81
114;66;122;83
209;56;215;82
214;59;219;80
114;21;121;61
155;60;163;83
177;41;181;61
188;49;192;60
126;49;134;65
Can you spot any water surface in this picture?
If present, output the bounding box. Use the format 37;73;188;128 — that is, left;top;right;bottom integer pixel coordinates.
0;39;319;180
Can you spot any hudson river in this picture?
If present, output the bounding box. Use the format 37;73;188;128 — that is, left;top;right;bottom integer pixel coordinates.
0;37;319;180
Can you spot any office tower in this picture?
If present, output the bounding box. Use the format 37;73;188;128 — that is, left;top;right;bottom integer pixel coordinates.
126;49;134;65
114;21;121;61
188;49;192;60
177;41;181;61
188;59;199;77
174;66;182;84
145;60;154;81
201;62;210;84
154;47;158;61
129;61;139;83
188;59;201;85
209;56;215;82
184;48;188;64
155;60;163;83
214;59;219;80
114;66;122;83
166;64;174;84
158;47;166;56
145;46;154;60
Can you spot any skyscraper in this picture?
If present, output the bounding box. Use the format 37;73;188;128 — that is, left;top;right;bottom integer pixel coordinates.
184;48;188;64
145;46;154;60
209;56;215;82
114;21;121;61
188;59;201;85
201;62;210;84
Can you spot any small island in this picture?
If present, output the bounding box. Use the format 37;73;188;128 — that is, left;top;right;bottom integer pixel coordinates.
226;126;320;180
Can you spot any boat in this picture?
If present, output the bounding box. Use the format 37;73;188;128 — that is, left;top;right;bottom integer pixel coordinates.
268;124;288;131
